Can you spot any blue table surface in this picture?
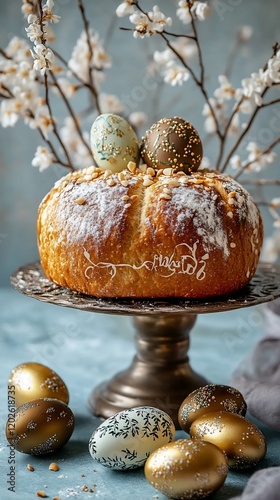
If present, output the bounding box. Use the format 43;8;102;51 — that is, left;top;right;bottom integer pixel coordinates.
1;287;279;500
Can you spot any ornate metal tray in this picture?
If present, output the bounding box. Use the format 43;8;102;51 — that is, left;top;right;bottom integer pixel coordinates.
11;262;280;316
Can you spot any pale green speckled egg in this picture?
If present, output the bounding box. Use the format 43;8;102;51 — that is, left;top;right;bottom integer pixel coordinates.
90;113;140;173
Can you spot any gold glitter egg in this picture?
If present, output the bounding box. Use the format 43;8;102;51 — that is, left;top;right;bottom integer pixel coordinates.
144;438;228;499
9;362;69;407
140;117;203;174
90;113;140;173
178;384;247;433
189;411;266;469
6;398;75;455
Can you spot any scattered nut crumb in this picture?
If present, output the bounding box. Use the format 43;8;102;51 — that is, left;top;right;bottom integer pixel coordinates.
52;497;60;500
162;167;173;176
106;178;116;187
74;198;86;205
143;178;154;187
127;161;136;173
81;485;88;491
89;489;94;493
37;492;47;498
159;193;171;200
146;167;156;176
49;462;59;472
81;473;85;477
27;464;34;472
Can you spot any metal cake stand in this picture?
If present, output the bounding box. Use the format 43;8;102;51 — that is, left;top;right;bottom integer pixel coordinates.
11;262;280;427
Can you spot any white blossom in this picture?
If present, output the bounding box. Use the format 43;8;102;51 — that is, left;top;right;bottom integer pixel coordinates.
21;1;36;18
163;60;189;86
202;97;225;133
128;111;147;129
99;93;124;114
228;112;239;135
148;5;172;32
171;37;197;61
214;75;235;101
264;50;280;84
177;1;211;24
60;117;93;168
32;146;53;171
261;230;280;263
29;104;54;138
53;78;78;98
234;88;256;115
271;198;280;209
229;154;243;170
246;141;276;172
153;48;173;66
31;43;55;75
25;22;43;44
129;6;171;38
4;37;32;63
176;1;192;24
129;12;153;38
116;1;135;17
43;0;60;24
0;99;21;127
238;25;253;43
192;1;211;21
68;30;111;84
241;69;267;106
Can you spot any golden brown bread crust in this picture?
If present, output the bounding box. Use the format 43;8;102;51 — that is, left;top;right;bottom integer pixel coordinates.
37;165;263;299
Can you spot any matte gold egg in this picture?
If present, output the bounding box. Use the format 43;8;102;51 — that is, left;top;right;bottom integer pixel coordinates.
190;411;266;469
6;398;75;455
178;384;247;433
145;438;228;499
9;362;69;407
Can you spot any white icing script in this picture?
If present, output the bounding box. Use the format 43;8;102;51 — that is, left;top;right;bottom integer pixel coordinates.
83;242;209;280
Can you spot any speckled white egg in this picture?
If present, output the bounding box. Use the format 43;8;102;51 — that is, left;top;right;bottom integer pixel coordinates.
90;113;140;173
89;406;176;470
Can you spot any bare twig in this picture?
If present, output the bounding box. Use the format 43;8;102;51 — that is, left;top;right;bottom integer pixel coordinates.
49;70;93;158
77;0;101;114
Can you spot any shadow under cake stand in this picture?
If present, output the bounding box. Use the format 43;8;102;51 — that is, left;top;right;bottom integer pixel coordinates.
11;262;280;428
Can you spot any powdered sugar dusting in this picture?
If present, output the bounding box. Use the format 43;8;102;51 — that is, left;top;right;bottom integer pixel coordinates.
55;176;138;254
164;185;230;256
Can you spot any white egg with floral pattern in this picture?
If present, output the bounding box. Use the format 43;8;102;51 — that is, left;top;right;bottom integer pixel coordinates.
88;406;176;470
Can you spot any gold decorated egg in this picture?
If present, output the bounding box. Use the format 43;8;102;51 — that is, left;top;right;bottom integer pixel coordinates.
178;384;247;433
9;362;69;407
5;398;75;455
189;411;266;469
145;438;228;499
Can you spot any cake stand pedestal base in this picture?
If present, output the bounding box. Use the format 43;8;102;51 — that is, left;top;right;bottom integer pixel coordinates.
88;314;207;427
